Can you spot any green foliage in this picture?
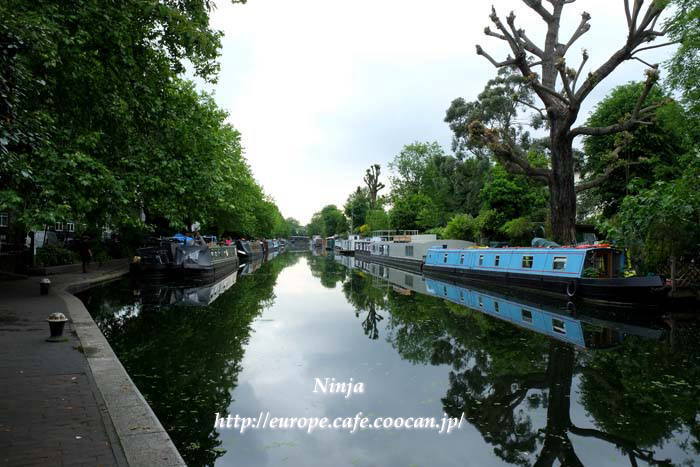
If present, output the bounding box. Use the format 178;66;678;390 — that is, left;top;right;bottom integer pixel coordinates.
443;214;477;241
365;209;390;232
344;187;371;230
580;82;690;218
307;205;348;237
665;0;700;126
35;244;79;267
0;0;284;242
445;68;541;159
500;217;534;245
598;152;700;271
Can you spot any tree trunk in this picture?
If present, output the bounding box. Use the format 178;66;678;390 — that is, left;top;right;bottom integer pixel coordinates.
549;122;577;245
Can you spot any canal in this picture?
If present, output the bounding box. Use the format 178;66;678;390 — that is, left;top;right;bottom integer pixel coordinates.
77;251;700;467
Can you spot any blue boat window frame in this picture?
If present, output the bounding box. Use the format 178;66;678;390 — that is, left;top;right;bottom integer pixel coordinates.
494;301;500;312
522;255;534;268
478;254;484;266
478;296;483;307
521;309;533;323
443;254;448;264
553;256;567;270
495;255;500;266
459;254;465;265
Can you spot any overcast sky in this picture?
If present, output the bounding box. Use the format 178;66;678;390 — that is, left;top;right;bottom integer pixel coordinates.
200;0;673;225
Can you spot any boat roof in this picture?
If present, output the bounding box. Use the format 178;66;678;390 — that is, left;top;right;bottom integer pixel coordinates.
427;244;616;253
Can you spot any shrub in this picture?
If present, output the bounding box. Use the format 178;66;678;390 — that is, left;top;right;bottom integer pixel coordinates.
36;244;79;267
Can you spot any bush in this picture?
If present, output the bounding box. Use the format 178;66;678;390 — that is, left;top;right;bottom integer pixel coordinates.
444;214;477;241
36;244;79;267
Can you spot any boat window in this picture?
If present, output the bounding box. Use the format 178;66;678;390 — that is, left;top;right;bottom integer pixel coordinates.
405;275;413;287
494;301;500;313
521;309;533;323
459;254;465;265
478;255;484;266
405;245;414;257
552;318;566;334
522;256;534;268
459;290;464;301
443;254;448;264
553;256;567;270
443;286;448;296
495;255;500;266
478;296;483;307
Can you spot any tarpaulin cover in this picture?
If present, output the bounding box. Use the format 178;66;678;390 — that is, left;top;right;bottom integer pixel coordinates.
531;237;561;248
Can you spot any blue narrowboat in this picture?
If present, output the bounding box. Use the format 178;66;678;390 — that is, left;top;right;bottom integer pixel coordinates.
422;245;666;305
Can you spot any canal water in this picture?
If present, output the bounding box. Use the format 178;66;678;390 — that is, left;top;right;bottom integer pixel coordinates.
77;251;700;467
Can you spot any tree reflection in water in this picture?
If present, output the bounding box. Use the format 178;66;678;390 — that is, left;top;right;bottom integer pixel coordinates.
326;260;700;467
78;253;301;466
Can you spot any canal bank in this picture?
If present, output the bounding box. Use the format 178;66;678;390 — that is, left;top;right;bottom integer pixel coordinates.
0;259;185;466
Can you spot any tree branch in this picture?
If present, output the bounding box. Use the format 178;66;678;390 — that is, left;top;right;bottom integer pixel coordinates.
570;68;661;138
575;146;647;193
571;49;589;91
522;0;554;22
562;11;591;54
468;121;551;183
476;45;518;68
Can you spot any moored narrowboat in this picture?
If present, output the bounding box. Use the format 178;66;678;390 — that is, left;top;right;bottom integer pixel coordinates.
422;245;666;306
236;239;264;261
131;236;239;278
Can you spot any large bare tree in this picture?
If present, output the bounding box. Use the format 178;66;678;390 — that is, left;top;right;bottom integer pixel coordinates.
472;0;674;243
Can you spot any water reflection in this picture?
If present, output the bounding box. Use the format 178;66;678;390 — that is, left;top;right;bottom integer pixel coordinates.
327;256;700;466
78;253;301;466
77;252;700;467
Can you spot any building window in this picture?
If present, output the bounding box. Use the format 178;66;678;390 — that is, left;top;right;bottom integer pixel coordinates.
495;255;500;266
459;254;465;265
405;245;413;257
443;254;448;264
0;213;8;227
522;309;533;323
552;318;566;334
553;256;567;270
522;255;534;268
478;255;484;266
55;222;64;231
67;222;75;233
494;301;500;313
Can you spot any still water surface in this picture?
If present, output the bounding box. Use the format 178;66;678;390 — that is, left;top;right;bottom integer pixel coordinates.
78;251;700;467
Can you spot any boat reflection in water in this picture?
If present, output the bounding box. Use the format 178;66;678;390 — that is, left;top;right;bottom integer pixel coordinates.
343;255;666;350
134;269;240;307
134;251;280;307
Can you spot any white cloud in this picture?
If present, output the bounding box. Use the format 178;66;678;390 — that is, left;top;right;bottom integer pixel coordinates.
202;0;674;224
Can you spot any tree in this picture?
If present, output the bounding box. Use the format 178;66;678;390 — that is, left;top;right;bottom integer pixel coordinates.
284;217;304;236
363;164;385;208
343;187;371;231
665;0;700;128
306;205;348;237
465;0;673;243
580;82;688;218
599;152;700;272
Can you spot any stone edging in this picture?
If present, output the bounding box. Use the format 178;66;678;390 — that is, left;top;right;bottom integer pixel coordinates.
60;270;186;467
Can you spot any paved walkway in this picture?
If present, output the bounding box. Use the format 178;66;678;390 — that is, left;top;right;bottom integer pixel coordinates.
0;261;129;467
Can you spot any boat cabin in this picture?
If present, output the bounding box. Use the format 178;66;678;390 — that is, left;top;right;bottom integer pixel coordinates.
425;246;626;279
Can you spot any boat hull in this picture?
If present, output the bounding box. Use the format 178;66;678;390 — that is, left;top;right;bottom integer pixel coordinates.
422;264;667;306
353;253;423;273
